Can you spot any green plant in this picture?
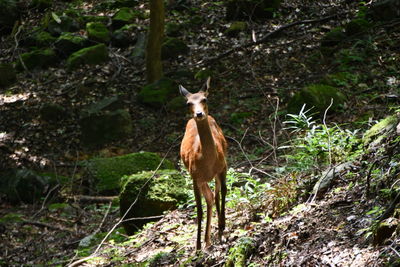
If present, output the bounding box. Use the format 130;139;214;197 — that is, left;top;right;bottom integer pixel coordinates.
283;104;316;133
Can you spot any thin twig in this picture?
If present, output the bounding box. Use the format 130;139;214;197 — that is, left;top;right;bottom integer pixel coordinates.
323;98;334;166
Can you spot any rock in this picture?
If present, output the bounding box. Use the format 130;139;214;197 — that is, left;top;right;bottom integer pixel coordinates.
47;14;80;36
86;22;110;43
0;63;16;87
367;0;400;21
131;31;146;61
312;162;354;197
24;31;57;47
166;96;186;111
119;169;188;235
138;78;179;107
111;24;136;47
40;103;68;122
224;21;247;37
82;15;109;25
79;109;132;148
345;18;371;36
287;84;346;115
321;27;346;47
362;115;398;148
31;0;52;10
86;152;175;193
161;37;189;60
373;217;399;246
55;32;89;57
0;0;19;34
225;237;256;267
165;22;184;37
225;0;281;21
16;48;58;71
0;169;54;203
112;7;139;29
66;44;108;70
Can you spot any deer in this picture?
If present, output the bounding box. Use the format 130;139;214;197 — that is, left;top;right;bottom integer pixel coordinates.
179;78;228;250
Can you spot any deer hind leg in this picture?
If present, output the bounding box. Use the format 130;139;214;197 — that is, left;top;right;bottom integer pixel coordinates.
193;182;203;250
218;169;227;238
201;183;214;248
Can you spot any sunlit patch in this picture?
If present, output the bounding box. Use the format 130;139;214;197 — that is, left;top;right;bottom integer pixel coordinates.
0;93;31;105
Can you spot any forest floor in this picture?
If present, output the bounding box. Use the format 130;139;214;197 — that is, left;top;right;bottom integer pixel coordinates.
1;0;400;265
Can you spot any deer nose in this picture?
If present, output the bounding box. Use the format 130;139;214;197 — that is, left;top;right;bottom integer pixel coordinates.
196;112;204;118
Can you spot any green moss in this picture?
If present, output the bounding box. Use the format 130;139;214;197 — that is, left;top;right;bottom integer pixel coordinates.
119;169;188;235
345;18;371;36
86;22;110;43
66;44;108;70
47;14;79;36
224;21;247;37
161;37;189;60
55;32;89;56
287;84;346;115
0;63;16;87
86;152;174;193
321;27;346;47
165;22;183;37
33;31;57;47
112;7;139;29
0;213;23;223
225;237;255;267
16;48;57;71
363;115;397;146
138;78;178;107
82;15;109;24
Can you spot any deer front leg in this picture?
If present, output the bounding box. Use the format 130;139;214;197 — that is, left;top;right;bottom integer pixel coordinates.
202;183;214;248
218;170;227;238
193;182;203;250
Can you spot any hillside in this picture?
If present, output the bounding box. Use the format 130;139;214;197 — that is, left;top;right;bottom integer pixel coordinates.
1;0;400;266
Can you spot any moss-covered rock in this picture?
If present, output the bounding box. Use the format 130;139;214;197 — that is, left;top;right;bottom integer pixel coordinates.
86;152;175;193
362;115;398;148
86;22;110;43
225;0;281;21
225;237;256;267
373;217;399;246
16;48;57;71
47;14;79;36
25;31;57;47
224;21;247;37
161;37;189;60
79;109;132;148
66;44;108;70
138;78;178;107
120;169;188;235
112;7;139;29
111;24;136;47
82;15;109;25
0;0;19;33
55;32;89;56
0;63;16;87
320;27;346;47
345;18;371;36
287;84;346;115
165;22;184;37
40;103;68;122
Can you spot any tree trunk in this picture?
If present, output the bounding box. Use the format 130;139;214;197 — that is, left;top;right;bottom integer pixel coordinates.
146;0;165;84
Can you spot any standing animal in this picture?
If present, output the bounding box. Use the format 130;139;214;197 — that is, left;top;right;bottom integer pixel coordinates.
179;78;228;250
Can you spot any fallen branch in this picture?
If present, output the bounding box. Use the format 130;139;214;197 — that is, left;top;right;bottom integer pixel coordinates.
202;12;348;65
67;195;118;203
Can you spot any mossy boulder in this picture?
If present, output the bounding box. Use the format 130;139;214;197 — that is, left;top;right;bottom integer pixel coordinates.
165;22;184;37
111;24;136;47
161;37;189;60
120;169;188;235
225;0;281;21
82;15;109;25
16;49;57;71
362;115;398;148
86;152;175;193
225;237;256;267
138;78;178;107
320;27;346;47
287;84;346;115
86;22;110;43
112;7;139;29
0;0;19;33
224;21;247;37
345;18;371;36
24;31;57;47
40;103;68;122
66;44;108;70
55;32;89;56
79;109;132;148
373;217;399;246
47;14;79;36
0;63;16;87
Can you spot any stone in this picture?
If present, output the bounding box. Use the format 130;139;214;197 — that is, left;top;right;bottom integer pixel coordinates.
86;22;110;43
0;0;19;34
362;115;398;148
165;22;183;37
82;15;109;25
373;218;399;246
225;0;281;21
161;37;189;60
224;21;247;37
321;27;346;47
66;44;108;70
225;237;256;267
138;78;179;107
112;7;138;29
367;0;400;21
79;109;132;148
40;103;68;122
47;14;80;36
111;25;136;47
287;84;346;115
345;18;371;36
131;32;146;61
85;152;175;193
25;31;57;47
55;32;89;57
312;162;354;197
119;169;188;234
0;63;16;87
16;49;57;71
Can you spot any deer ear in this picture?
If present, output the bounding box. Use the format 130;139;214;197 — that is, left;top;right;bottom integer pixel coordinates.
179;85;191;97
200;77;211;95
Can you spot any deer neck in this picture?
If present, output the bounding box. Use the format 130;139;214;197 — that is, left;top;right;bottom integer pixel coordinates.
195;117;216;157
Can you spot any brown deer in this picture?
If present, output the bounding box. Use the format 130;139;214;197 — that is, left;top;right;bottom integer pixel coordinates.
179;78;228;250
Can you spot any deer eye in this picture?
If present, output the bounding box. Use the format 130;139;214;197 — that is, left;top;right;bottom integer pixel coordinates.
186;102;193;107
201;98;207;103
